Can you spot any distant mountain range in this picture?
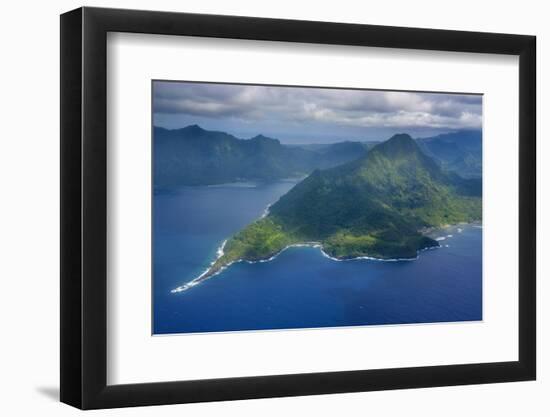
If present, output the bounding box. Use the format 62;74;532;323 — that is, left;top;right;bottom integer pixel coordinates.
182;134;482;287
154;125;368;187
154;125;482;188
417;130;482;178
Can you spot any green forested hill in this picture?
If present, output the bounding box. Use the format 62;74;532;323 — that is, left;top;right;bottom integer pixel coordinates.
416;130;482;178
195;134;482;282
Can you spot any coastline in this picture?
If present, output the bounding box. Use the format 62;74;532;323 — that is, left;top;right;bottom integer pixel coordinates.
171;191;482;293
172;222;480;293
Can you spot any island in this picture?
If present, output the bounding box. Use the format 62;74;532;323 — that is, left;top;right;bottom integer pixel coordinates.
173;134;482;292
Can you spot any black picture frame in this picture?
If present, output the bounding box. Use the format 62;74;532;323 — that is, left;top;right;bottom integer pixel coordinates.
60;6;536;410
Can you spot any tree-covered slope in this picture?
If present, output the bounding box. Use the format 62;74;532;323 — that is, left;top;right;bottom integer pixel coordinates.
154;125;367;187
416;130;482;178
184;134;482;286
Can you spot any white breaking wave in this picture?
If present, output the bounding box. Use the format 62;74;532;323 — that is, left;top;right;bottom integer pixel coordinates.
260;203;272;219
171;239;227;293
216;240;227;257
435;237;446;241
317;245;423;262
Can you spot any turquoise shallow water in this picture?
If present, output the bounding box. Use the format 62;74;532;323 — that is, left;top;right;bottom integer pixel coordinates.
153;181;482;334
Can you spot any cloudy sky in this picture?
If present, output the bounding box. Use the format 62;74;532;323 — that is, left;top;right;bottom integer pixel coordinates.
153;81;482;144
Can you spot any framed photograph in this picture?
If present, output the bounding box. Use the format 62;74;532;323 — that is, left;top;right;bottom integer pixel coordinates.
60;7;536;409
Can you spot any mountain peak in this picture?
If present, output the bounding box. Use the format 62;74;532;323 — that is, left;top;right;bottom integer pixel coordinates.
386;133;415;145
251;134;268;140
250;134;280;145
183;124;205;134
372;133;419;158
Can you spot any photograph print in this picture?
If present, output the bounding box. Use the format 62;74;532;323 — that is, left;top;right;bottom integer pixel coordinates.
153;80;483;335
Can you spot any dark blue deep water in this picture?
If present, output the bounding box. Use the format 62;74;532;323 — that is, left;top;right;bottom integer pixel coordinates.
153;181;482;334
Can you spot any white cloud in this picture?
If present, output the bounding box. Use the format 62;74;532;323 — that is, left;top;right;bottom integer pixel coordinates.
153;81;482;131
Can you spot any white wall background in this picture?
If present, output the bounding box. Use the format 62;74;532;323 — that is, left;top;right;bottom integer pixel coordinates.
0;0;545;415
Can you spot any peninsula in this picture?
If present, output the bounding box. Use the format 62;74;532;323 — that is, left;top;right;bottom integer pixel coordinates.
173;134;482;292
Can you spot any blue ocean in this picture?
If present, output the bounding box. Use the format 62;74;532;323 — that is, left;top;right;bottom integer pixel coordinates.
153;181;482;334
